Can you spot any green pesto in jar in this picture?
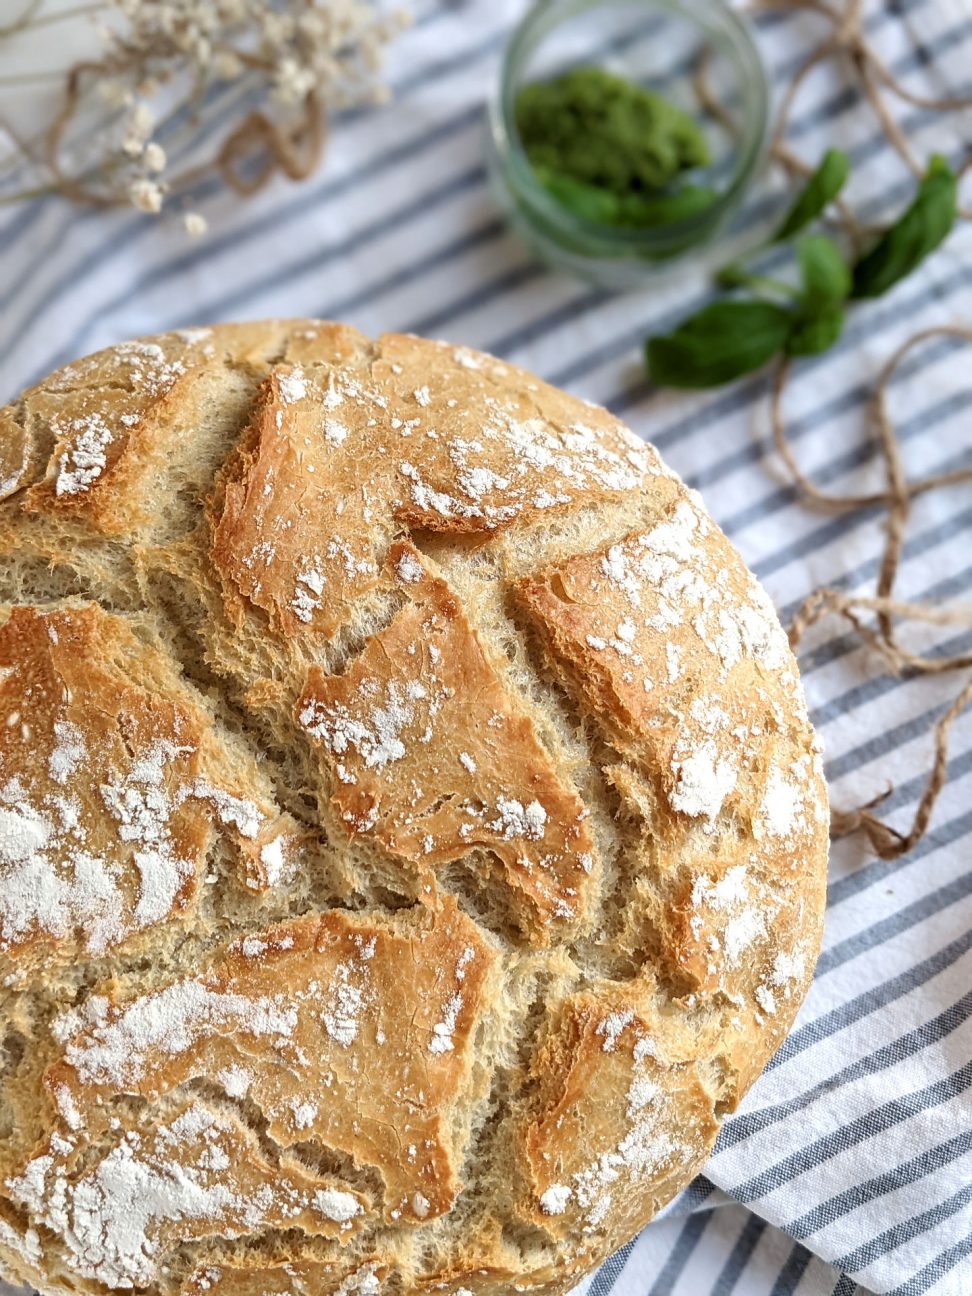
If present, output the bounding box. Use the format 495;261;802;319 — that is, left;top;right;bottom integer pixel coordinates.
513;65;716;230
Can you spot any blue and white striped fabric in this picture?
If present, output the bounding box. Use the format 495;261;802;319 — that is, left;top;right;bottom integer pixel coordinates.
1;2;971;1293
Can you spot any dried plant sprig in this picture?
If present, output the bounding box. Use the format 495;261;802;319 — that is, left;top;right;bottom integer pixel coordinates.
0;0;410;218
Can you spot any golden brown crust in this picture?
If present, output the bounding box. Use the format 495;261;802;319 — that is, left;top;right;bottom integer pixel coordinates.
209;361;390;639
296;542;595;942
371;332;659;533
22;333;212;533
514;496;828;1034
0;322;828;1296
207;331;659;642
513;990;719;1259
513;495;807;825
0;602;297;981
0;405;31;504
39;899;497;1231
182;1257;388;1296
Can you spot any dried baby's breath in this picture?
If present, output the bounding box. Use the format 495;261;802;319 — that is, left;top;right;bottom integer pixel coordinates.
183;209;207;236
0;0;410;220
128;176;163;211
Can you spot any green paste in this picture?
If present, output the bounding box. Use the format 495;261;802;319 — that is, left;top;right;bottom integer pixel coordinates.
514;66;714;229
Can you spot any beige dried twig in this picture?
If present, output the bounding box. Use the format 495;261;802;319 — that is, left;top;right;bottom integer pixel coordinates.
0;0;407;217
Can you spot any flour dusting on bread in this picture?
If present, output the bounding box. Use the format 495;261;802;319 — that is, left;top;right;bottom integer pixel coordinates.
0;321;828;1296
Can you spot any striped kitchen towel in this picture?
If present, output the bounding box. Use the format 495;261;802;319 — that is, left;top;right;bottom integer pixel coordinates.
0;1;970;1293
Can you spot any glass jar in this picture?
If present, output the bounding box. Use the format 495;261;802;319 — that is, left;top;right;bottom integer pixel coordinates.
486;0;769;287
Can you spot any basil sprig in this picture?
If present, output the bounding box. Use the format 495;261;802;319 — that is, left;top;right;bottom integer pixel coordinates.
646;154;958;389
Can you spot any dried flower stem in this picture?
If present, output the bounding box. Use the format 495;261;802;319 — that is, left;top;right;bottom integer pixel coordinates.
0;0;41;38
0;0;409;219
0;2;105;37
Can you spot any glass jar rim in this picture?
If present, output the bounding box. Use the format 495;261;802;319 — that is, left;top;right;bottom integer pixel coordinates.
489;0;770;252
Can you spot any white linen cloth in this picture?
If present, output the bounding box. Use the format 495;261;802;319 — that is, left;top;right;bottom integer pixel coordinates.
1;2;971;1293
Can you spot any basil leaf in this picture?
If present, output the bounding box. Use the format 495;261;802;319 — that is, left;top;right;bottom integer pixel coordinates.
782;236;849;358
646;300;793;388
850;154;958;299
772;149;850;243
714;262;753;290
537;167;718;229
535;168;623;224
616;184;717;227
797;234;851;305
785;301;845;356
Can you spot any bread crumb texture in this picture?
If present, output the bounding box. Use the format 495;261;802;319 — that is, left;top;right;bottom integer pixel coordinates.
0;322;828;1296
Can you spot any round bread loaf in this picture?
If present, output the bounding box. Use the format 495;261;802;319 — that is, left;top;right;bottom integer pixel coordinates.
0;322;828;1296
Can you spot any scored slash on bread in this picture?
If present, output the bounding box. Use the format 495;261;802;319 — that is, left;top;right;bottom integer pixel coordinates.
296;541;595;942
514;495;828;1048
0;322;828;1296
209;333;656;638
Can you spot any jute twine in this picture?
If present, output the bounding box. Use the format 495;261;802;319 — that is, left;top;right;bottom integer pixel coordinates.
779;330;972;860
751;0;972;858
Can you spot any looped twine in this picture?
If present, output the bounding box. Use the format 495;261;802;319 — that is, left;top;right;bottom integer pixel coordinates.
754;0;972;226
212;91;324;196
780;325;972;860
693;0;972;254
829;677;972;859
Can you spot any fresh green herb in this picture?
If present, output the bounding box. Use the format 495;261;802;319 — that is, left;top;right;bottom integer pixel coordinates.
615;184;718;227
533;168;622;224
714;264;798;298
717;150;850;285
515;66;710;197
782;235;849;355
645;153;957;389
785;301;845;356
645;301;794;388
797;234;851;305
772;148;849;242
850;154;958;298
536;167;717;229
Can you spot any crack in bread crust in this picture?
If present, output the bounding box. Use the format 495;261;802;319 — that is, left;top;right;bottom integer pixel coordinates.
0;321;829;1296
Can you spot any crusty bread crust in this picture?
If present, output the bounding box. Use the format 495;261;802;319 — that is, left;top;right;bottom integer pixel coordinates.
0;322;828;1296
